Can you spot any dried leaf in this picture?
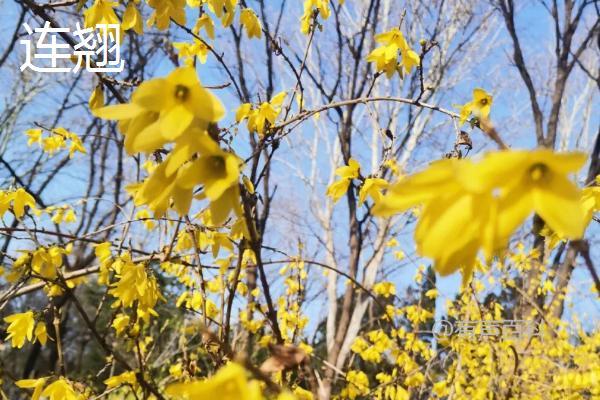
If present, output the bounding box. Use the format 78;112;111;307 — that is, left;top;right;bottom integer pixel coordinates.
259;344;306;374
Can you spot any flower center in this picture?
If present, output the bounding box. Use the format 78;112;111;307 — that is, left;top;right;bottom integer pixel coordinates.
479;98;489;106
208;155;226;176
529;163;548;182
174;85;189;102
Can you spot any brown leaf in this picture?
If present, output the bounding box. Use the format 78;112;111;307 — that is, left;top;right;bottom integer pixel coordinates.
259;344;307;374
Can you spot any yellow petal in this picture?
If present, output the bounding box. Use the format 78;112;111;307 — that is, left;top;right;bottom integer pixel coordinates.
533;174;585;239
132;79;171;111
93;103;143;120
160;105;194;140
130;121;169;153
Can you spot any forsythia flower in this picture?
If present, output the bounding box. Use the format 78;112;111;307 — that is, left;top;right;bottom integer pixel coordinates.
455;88;493;125
122;2;143;35
135;208;156;230
367;28;420;78
166;363;261;399
147;0;186;30
89;86;104;110
240;8;262;39
30;245;69;280
104;371;137;389
373;281;396;298
581;184;600;227
358;177;388;205
93;67;242;219
34;322;48;345
133;132;243;222
326;158;360;203
341;370;370;400
484;150;586;241
236;92;286;136
173;40;210;65
109;260;163;322
194;14;215;39
16;377;46;399
39;378;80;400
3;188;38;219
1;188;40;220
4;311;35;348
300;0;331;34
202;0;238;27
94;66;224;145
94;242;112;264
48;205;77;224
112;313;131;336
374;149;586;280
84;0;119;28
26;127;86;158
25;128;42;146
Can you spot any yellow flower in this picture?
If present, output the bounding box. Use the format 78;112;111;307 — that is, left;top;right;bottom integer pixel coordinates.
42;135;66;155
194;14;215;39
301;0;331;34
366;45;400;78
374;158;496;276
174;40;210;65
112;313;131;336
30;246;64;279
4;311;35;348
206;185;243;226
341;370;369;400
400;47;421;74
373;282;396;298
166;363;260;400
366;28;420;77
40;378;80;400
94;242;112;264
203;0;237;27
432;380;448;397
236;103;252;122
582;185;600;227
169;363;184;378
135;208;156;230
456;88;493;125
147;0;186;30
15;377;47;400
325;179;351;203
109;261;162;313
326;158;360;203
374;149;587;280
240;8;262;39
358;178;388;205
122;2;143;35
63;208;77;223
84;0;119;28
93;66;224;150
237;92;287;136
292;387;313;400
89;86;104;111
12;188;37;219
482;149;586;241
67;133;86;158
104;371;137;388
34;322;48;345
0;191;12;217
25;128;43;146
130;131;241;219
